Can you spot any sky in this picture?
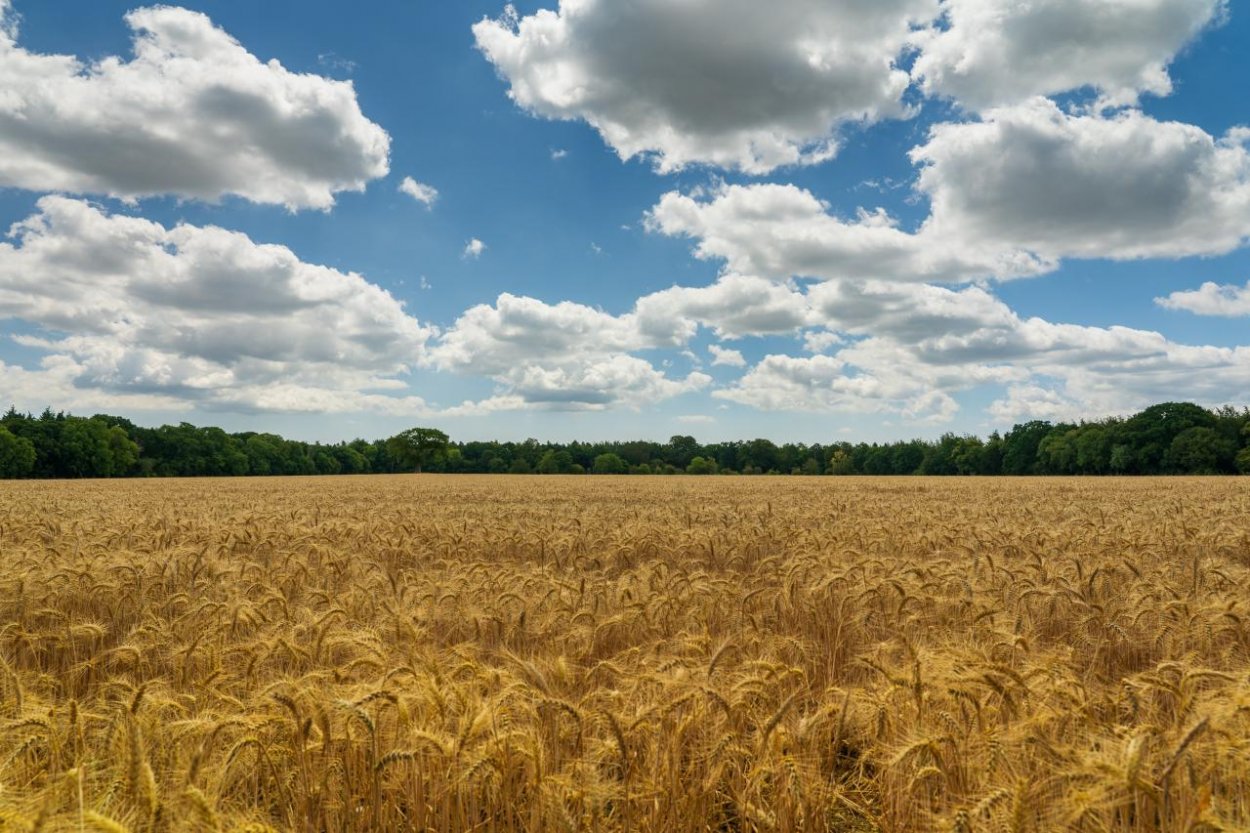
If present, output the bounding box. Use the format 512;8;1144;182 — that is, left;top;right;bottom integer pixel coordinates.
0;0;1247;444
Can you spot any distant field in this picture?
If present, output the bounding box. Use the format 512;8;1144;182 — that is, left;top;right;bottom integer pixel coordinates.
1;476;1247;832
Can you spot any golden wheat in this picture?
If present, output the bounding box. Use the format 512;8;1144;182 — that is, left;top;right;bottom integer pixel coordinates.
0;475;1247;832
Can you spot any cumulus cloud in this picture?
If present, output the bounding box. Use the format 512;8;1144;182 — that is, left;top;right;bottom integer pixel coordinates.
422;280;986;420
431;293;663;375
911;0;1225;110
492;356;709;411
464;1;1247;424
647;183;1040;283
703;278;1250;422
0;354;190;414
915;100;1250;262
806;280;1017;341
802;331;843;354
0;4;389;209
650;103;1250;283
708;345;746;368
399;177;439;207
4;197;1237;422
473;0;1231;173
0;197;433;414
635;275;812;340
428;293;708;411
1156;280;1250;317
426;278;821;412
474;0;937;174
426;271;1250;421
714;353;963;423
463;238;487;259
987;385;1092;424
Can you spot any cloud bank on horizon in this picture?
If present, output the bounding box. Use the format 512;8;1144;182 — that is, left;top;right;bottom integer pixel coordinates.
0;0;1247;438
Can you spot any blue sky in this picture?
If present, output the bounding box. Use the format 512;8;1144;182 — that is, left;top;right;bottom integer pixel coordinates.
0;0;1247;443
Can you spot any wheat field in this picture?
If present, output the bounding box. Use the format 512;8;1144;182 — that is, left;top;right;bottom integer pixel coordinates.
0;475;1247;833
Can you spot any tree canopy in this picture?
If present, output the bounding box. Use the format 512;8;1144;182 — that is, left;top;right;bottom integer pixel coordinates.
385;427;451;473
2;402;1249;479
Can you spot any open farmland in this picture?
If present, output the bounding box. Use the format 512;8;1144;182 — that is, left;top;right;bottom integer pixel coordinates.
1;476;1248;833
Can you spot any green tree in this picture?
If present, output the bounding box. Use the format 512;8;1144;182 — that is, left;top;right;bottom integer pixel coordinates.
1122;402;1217;474
742;438;780;472
1074;426;1111;474
1166;426;1235;474
1037;428;1078;474
386;427;450;473
1001;421;1053;475
592;453;628;474
891;441;926;474
313;450;342;475
244;434;285;475
536;450;574;474
0;426;36;478
686;456;718;475
1109;444;1134;474
952;437;987;475
105;425;139;475
827;447;856;475
919;434;960;475
665;435;700;469
862;446;893;475
60;418;119;477
332;446;370;474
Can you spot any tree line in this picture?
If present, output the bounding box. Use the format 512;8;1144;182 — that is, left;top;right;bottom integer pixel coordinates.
1;401;1248;479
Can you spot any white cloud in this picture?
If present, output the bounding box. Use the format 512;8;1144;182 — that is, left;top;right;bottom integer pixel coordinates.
0;4;389;209
647;182;1044;283
700;278;1250;422
915;100;1250;262
474;0;938;174
714;353;959;423
806;280;1017;342
708;344;746;368
911;0;1225;110
551;148;568;160
399;176;439;207
421;275;1248;422
987;384;1091;424
473;0;1230;173
1000;343;1250;422
431;293;662;375
802;331;843;353
428;292;707;411
1156;280;1250;317
634;274;811;340
0;353;190;414
461;1;1247;425
495;355;709;411
463;238;487;259
676;415;715;425
425;271;1250;417
650;104;1250;283
0;197;433;414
